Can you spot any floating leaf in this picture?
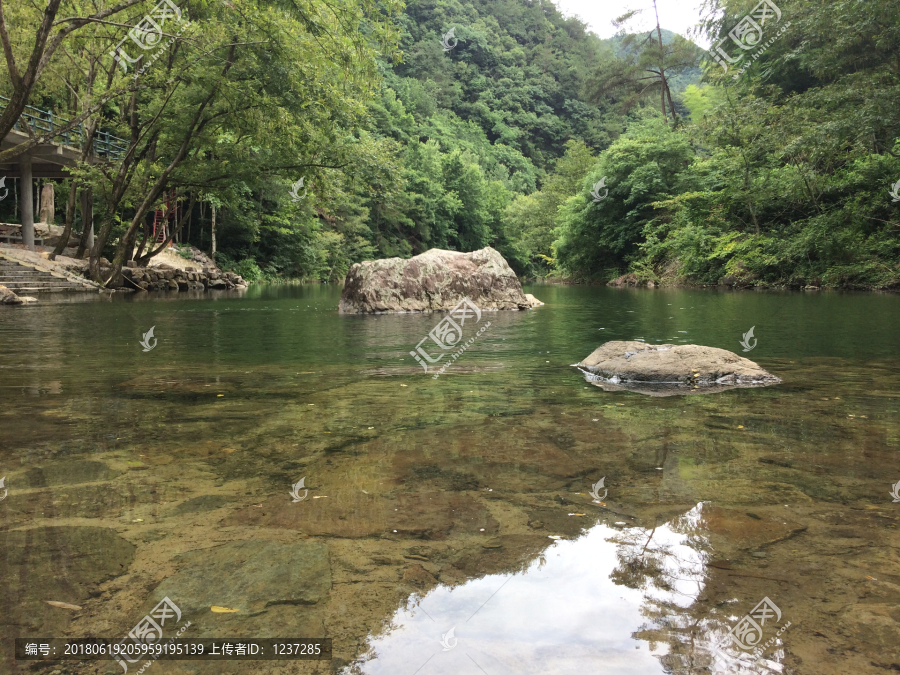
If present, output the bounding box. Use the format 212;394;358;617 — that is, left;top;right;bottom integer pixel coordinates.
45;601;82;610
210;606;240;613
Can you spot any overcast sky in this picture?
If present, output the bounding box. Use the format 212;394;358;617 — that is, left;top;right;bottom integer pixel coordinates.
553;0;712;48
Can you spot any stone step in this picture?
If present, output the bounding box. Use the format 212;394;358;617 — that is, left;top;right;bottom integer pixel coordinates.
0;256;97;292
2;285;84;293
0;271;58;278
0;278;55;285
0;274;78;282
1;280;85;290
0;271;65;278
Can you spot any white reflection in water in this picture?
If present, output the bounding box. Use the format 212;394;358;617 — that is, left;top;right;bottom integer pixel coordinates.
350;506;714;675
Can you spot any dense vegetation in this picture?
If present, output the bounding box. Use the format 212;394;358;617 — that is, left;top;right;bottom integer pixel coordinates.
2;0;898;288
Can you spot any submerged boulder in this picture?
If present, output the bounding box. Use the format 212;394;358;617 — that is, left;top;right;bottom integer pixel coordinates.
574;341;780;396
339;247;538;313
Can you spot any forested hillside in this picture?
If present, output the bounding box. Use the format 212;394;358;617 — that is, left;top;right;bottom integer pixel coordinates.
3;0;899;288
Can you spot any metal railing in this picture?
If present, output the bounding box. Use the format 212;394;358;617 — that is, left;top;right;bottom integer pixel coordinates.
0;95;127;160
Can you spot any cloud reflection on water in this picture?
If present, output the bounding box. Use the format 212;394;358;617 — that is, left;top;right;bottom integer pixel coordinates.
350;503;788;674
349;505;719;675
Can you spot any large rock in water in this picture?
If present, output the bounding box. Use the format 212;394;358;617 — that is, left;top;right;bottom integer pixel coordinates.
339;247;536;313
574;341;781;396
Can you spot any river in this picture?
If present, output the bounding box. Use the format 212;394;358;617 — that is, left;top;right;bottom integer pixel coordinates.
1;284;899;674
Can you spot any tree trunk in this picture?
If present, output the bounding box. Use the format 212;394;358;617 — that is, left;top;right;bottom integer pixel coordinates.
134;218;150;261
199;200;205;249
186;195;192;244
137;193;195;265
210;203;216;257
665;83;678;126
75;189;92;259
744;165;760;234
20;154;34;250
119;222;142;275
652;0;669;125
49;180;77;260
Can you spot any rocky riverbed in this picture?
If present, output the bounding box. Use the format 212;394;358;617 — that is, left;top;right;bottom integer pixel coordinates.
1;356;898;675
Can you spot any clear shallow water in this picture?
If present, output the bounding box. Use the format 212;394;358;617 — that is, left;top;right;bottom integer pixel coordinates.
0;284;899;675
359;516;706;675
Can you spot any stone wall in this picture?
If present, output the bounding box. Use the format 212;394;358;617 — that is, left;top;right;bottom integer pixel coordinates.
121;262;248;291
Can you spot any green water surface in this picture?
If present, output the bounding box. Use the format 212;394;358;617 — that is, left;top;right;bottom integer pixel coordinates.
1;284;899;675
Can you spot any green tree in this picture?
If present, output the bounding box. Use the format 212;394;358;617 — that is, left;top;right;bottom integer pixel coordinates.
586;3;699;127
504;139;596;274
554;114;695;280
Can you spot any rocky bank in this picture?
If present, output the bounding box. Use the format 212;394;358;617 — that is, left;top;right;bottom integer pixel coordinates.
120;261;248;292
0;284;23;304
